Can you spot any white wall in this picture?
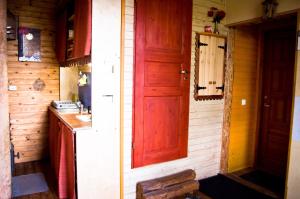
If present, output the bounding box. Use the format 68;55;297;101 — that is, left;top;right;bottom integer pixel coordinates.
286;12;300;199
123;0;228;198
226;0;300;25
86;0;121;198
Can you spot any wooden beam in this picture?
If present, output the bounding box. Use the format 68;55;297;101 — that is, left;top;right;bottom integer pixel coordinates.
220;28;235;173
0;0;12;198
120;0;125;198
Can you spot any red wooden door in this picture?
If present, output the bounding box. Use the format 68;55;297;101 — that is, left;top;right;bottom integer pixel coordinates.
133;0;192;168
258;27;296;177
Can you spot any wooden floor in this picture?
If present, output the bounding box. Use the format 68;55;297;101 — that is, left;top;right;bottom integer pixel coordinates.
13;160;58;199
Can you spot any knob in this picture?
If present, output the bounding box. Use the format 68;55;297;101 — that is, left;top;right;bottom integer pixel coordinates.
180;69;189;74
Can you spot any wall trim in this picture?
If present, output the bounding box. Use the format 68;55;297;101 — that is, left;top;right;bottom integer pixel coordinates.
120;0;125;197
220;28;235;173
0;0;12;197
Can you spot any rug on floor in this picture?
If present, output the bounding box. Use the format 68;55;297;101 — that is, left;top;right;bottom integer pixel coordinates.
240;170;285;196
12;172;49;197
199;174;273;199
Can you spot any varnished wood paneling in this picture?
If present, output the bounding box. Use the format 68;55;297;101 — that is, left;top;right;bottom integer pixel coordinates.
8;0;59;163
228;27;259;172
0;0;12;197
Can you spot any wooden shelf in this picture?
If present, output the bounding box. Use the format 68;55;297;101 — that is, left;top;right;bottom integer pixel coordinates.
197;32;226;39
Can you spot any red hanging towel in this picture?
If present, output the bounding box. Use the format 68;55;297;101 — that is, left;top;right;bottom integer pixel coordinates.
73;0;92;59
58;125;76;199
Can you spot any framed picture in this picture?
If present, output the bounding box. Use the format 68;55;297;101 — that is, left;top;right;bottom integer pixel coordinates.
18;27;41;62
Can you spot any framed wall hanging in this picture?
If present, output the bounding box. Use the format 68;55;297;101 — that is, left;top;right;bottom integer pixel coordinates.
18;27;41;62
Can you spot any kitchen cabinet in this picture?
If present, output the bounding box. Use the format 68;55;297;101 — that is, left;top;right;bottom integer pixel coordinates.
55;10;67;63
55;0;91;64
194;32;226;100
48;111;76;199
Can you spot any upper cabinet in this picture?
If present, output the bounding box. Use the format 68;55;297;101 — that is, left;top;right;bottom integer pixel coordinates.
194;33;226;100
55;0;92;65
56;10;67;63
73;0;91;59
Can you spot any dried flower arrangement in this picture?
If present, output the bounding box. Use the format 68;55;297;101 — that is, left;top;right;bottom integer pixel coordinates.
207;7;226;34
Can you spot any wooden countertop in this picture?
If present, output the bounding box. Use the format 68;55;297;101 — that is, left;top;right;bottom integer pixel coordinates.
49;106;92;131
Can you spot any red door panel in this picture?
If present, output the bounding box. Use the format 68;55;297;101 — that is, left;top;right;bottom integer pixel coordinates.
133;0;192;168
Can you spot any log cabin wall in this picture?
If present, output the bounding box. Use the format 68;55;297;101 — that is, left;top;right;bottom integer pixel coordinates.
123;0;227;198
7;0;59;163
228;27;260;172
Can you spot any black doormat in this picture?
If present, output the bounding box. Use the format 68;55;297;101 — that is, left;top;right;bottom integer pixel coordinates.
240;170;285;196
199;174;273;199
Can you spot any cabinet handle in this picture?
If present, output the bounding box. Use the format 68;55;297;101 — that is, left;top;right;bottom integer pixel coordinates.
197;85;207;90
216;85;224;92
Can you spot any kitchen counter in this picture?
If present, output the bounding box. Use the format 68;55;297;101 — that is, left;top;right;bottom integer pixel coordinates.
49;106;92;131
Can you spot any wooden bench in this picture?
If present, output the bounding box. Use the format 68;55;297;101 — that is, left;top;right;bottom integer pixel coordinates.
136;169;201;199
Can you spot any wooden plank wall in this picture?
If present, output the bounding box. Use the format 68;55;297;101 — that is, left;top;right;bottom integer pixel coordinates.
228;27;259;172
7;0;59;163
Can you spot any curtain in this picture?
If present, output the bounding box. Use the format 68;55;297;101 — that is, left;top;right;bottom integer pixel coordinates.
58;125;76;199
73;0;92;59
56;10;67;63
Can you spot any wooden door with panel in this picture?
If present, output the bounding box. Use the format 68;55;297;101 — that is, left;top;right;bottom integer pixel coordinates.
133;0;192;168
258;27;296;177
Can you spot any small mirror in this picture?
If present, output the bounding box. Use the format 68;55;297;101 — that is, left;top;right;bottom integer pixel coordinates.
194;32;226;100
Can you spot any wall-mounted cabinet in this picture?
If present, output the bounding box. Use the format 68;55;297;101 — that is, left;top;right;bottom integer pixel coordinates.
194;33;226;100
55;0;91;66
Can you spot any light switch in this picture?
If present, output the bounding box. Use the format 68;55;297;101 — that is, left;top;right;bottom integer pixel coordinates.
241;99;246;106
8;85;17;91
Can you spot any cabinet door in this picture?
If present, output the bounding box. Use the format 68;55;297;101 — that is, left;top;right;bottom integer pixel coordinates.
48;111;61;178
197;34;225;98
198;35;211;96
55;10;67;63
73;0;92;59
213;37;225;95
58;124;76;199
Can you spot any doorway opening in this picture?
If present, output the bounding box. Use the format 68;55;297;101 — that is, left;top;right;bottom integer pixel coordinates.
226;14;297;198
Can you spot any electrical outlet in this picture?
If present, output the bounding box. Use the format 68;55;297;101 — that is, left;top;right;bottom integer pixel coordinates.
241;99;247;106
8;85;17;91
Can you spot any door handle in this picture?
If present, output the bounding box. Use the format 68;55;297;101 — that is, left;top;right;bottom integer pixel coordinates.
180;69;189;74
264;103;270;108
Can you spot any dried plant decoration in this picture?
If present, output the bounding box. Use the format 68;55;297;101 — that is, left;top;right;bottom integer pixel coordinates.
33;78;45;91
